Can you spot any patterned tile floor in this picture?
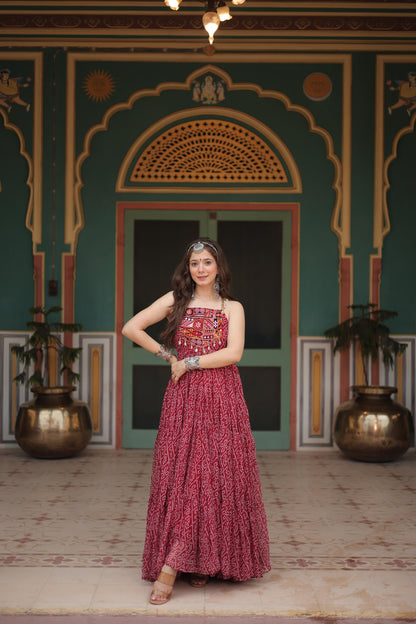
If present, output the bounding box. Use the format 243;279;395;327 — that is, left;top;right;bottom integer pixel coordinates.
1;447;416;620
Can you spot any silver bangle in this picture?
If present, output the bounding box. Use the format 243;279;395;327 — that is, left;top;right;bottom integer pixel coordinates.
155;344;174;362
184;356;202;371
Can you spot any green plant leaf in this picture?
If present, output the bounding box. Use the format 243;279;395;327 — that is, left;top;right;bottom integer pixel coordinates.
27;370;43;388
12;306;82;388
13;372;26;384
324;302;407;385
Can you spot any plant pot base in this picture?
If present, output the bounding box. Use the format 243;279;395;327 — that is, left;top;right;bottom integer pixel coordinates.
334;386;414;463
15;386;93;459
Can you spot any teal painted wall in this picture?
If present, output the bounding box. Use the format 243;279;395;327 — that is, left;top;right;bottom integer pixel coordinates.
0;58;34;329
0;114;33;328
381;61;416;335
0;52;415;338
75;60;339;332
350;54;377;306
381;127;416;334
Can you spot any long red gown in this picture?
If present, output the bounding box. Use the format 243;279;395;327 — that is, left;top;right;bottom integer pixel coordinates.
142;305;271;582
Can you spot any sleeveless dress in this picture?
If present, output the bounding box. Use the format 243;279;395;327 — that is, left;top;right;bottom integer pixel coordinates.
142;304;271;582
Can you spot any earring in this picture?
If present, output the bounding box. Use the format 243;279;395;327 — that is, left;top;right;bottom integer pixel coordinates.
191;282;195;299
214;276;220;299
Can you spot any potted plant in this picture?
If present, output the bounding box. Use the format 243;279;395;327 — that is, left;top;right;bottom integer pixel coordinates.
11;306;92;459
12;306;82;388
324;303;413;462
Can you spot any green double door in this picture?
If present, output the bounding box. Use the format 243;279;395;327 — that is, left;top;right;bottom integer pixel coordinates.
122;208;292;449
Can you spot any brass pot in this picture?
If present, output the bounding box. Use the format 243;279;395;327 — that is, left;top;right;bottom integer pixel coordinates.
15;386;92;459
333;386;414;462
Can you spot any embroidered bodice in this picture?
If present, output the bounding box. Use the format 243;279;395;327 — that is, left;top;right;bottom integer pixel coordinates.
175;306;228;358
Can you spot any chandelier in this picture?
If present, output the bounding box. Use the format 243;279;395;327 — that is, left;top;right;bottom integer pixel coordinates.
163;0;246;45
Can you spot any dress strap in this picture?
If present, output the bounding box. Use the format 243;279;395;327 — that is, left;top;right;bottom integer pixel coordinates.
221;298;227;313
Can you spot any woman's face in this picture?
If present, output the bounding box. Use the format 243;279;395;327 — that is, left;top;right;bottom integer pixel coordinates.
189;248;218;290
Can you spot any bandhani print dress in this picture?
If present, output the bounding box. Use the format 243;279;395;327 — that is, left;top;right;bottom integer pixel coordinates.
142;302;271;582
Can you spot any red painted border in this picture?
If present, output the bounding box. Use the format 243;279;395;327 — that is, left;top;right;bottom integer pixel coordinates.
118;201;297;212
3;13;416;33
115;201;300;450
289;205;300;451
33;253;44;313
62;254;75;368
62;254;75;325
370;256;382;386
339;256;353;402
115;208;125;449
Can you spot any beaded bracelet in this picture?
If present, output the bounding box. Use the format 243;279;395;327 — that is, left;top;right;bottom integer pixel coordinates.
155;344;174;361
184;356;202;371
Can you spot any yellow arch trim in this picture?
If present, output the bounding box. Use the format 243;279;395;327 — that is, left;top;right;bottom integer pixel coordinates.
383;114;415;245
0;110;35;246
375;55;416;255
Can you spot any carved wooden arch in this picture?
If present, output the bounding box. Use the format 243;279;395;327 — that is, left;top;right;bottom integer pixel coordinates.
116;109;301;193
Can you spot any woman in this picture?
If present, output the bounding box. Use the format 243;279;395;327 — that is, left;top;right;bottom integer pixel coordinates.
122;237;270;605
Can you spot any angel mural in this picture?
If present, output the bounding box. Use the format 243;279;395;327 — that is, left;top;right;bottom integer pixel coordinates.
0;68;31;113
386;71;416;117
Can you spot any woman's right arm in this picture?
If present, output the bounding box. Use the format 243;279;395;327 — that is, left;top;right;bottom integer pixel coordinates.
121;291;175;356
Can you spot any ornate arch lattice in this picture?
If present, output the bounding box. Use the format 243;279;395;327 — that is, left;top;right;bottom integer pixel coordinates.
118;106;302;193
129;118;289;185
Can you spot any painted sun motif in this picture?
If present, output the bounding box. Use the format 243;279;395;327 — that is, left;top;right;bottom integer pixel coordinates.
82;69;115;103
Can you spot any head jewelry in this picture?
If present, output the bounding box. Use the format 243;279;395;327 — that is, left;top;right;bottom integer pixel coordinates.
187;240;218;254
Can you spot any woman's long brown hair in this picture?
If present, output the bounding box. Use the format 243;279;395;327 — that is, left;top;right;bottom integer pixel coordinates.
160;237;234;349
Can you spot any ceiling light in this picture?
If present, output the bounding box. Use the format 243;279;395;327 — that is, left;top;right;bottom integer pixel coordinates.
164;0;182;10
163;0;245;46
202;11;220;45
217;1;232;21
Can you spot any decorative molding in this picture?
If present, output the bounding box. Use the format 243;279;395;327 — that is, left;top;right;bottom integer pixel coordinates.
72;333;116;446
0;52;43;252
297;335;415;449
374;54;416;255
1;13;416;37
379;336;415;423
311;350;323;436
0;109;34;241
384;113;416;210
129;118;290;185
69;57;346;255
118;109;301;193
0;331;116;447
0;333;31;444
297;338;339;448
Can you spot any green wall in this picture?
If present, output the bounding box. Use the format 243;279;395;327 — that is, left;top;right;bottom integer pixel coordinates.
0;52;415;338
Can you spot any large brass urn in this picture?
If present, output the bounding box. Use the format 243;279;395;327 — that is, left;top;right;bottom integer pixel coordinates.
15;386;92;459
333;386;414;462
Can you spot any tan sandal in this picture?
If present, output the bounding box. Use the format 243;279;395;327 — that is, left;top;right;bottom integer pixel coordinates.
149;568;177;605
189;573;209;588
